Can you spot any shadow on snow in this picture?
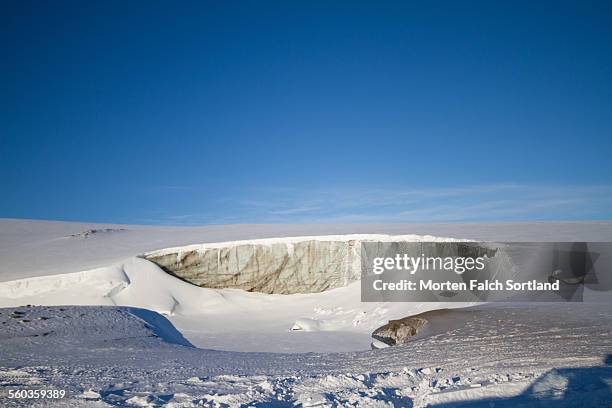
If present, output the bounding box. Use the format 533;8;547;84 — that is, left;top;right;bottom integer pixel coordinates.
429;355;612;408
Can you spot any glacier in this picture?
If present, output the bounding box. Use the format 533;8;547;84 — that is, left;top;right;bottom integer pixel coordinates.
143;234;462;294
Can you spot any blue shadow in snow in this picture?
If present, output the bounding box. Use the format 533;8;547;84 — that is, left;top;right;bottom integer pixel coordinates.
125;307;194;347
428;355;612;407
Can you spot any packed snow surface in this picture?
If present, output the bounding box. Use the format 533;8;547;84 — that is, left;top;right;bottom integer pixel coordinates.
1;304;610;407
1;219;611;406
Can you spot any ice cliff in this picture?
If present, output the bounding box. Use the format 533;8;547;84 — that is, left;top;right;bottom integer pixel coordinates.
142;234;460;294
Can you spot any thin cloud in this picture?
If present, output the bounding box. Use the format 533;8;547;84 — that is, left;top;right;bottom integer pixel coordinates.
269;206;323;215
230;184;612;223
142;183;612;225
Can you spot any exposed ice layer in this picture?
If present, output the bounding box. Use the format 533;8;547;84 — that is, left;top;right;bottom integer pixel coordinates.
143;234;462;294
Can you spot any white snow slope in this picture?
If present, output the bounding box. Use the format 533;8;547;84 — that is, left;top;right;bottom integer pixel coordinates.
0;231;468;353
0;219;611;407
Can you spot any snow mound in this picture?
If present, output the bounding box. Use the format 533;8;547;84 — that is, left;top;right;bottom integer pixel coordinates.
291;318;325;331
0;257;227;316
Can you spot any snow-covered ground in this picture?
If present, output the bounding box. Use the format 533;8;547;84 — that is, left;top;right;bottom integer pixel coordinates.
0;231;468;353
3;219;612;282
0;219;611;406
0;256;458;353
1;304;610;407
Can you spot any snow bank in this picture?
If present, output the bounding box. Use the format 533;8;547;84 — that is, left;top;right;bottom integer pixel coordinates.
0;257;227;316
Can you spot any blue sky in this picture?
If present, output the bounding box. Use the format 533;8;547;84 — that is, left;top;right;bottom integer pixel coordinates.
2;1;612;224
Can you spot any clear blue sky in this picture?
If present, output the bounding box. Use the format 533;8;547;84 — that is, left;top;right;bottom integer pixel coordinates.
2;1;612;224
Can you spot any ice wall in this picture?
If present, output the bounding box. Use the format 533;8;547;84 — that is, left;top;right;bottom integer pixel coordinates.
142;234;459;294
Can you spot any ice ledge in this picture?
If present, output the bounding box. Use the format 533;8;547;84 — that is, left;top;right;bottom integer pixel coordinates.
143;234;464;257
143;234;465;295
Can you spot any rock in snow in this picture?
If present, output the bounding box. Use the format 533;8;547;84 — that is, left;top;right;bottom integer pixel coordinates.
372;314;430;346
